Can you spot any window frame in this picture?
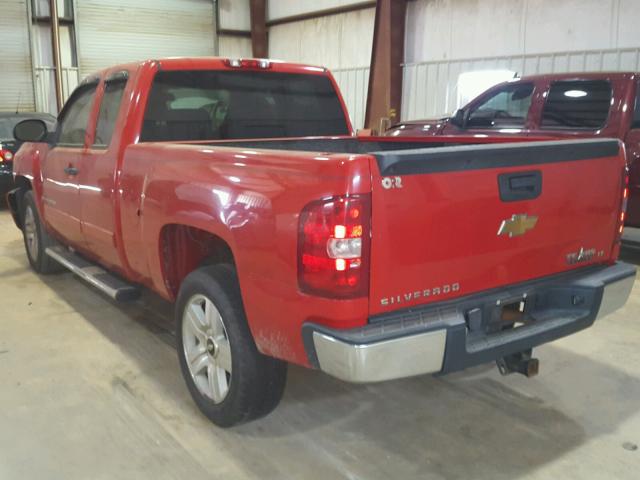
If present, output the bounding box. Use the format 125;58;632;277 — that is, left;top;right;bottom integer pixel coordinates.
540;79;613;131
91;71;129;150
54;79;99;148
631;80;640;130
465;82;535;130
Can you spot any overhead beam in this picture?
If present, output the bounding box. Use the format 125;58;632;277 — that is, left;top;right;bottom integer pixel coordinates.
218;29;251;38
364;0;407;133
249;0;268;58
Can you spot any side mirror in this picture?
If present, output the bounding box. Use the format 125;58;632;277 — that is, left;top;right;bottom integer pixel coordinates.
449;109;466;129
13;119;49;143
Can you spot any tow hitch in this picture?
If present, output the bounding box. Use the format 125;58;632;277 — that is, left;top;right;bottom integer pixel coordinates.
496;349;539;378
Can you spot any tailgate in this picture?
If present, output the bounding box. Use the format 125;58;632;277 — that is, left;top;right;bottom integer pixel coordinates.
368;139;625;315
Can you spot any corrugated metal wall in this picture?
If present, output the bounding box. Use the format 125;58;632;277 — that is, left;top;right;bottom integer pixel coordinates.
402;47;640;120
76;0;216;79
0;0;35;112
332;67;370;130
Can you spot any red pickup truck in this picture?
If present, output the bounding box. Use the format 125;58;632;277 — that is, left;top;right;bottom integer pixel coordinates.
7;58;636;427
386;72;640;228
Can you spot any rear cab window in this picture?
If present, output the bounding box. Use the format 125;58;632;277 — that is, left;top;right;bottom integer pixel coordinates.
541;80;612;130
466;82;534;129
140;70;350;142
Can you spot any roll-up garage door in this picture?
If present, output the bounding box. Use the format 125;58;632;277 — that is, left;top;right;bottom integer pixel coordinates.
0;0;35;111
76;0;215;78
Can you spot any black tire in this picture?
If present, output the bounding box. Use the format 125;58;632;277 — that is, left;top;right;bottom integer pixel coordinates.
20;190;63;274
176;264;287;427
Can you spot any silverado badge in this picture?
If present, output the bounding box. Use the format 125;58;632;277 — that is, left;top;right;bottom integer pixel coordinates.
497;213;538;238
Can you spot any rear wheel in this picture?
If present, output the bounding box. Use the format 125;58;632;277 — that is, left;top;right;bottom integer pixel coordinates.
21;190;62;274
176;264;287;427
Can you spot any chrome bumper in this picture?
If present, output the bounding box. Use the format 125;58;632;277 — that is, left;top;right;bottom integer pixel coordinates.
595;268;635;319
312;329;447;383
306;262;636;384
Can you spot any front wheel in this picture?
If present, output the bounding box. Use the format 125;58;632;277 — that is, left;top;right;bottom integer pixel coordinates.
21;190;63;274
176;264;287;427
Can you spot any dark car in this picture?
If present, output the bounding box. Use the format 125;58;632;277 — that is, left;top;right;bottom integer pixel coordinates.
1;112;56;197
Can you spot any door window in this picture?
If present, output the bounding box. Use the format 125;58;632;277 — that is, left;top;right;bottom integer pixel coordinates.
93;77;128;148
466;83;534;128
57;83;97;146
541;80;612;129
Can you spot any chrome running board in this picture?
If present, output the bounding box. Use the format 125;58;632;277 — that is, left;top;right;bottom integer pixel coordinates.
45;246;140;302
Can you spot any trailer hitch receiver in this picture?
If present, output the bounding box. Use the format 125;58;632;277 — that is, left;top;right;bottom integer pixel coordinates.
496;349;539;378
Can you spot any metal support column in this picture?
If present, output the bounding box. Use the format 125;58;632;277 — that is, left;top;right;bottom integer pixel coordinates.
364;0;407;133
49;0;64;112
249;0;268;58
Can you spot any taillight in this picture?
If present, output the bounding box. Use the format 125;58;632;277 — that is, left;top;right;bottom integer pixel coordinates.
224;58;271;69
611;167;629;259
0;149;11;162
619;168;629;236
298;194;371;298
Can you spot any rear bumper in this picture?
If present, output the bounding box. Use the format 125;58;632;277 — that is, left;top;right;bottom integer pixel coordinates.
303;262;636;383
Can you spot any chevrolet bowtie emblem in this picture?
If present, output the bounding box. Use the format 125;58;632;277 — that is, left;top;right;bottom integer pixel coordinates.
497;214;538;237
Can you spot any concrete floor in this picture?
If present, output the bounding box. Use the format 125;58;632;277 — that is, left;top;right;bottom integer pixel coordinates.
1;207;639;480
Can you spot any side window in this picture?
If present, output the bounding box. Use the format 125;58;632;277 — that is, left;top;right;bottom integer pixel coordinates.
541;80;612;129
58;83;97;146
632;81;640;129
467;83;534;128
93;78;127;148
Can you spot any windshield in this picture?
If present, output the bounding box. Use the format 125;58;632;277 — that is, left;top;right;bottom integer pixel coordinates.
140;70;350;142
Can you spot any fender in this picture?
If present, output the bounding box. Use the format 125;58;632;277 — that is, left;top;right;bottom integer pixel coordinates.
11;143;49;221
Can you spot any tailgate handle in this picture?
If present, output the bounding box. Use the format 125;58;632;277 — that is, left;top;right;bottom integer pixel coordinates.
498;171;542;202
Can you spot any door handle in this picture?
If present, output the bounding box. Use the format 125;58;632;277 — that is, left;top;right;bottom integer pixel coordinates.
498;170;542;202
64;166;79;176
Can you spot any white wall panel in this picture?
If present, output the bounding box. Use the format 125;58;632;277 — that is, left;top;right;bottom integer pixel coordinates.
76;0;215;78
332;67;370;129
269;7;374;70
0;0;35;111
403;0;640;120
267;0;372;22
402;47;640;121
218;35;252;58
218;0;250;30
405;0;637;64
